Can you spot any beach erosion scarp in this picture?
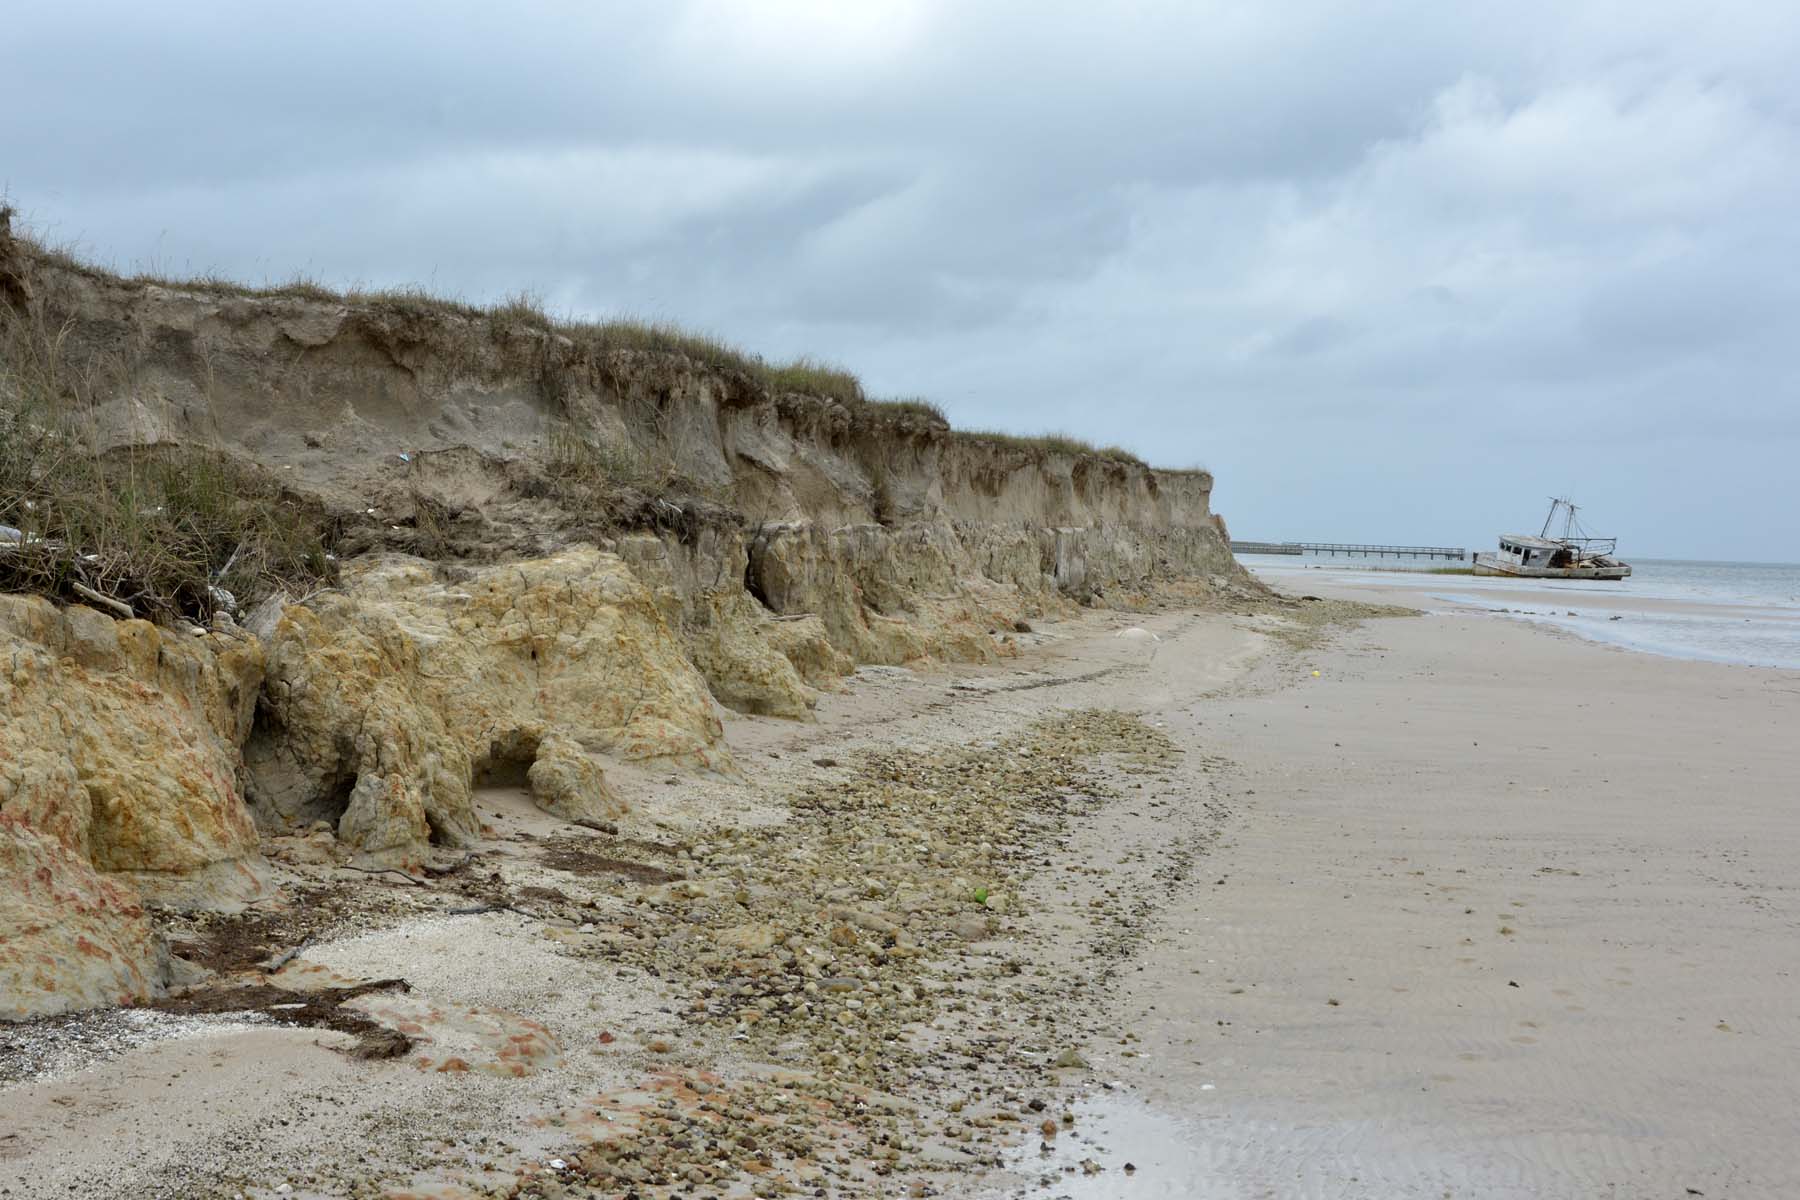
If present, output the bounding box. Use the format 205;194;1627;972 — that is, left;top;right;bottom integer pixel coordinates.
0;224;1254;1021
0;215;1352;1197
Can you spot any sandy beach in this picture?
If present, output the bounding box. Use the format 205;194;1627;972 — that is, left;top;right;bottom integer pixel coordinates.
1016;577;1800;1198
4;580;1796;1198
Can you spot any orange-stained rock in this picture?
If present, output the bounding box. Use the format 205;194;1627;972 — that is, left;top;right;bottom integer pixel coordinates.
0;819;169;1019
340;991;563;1077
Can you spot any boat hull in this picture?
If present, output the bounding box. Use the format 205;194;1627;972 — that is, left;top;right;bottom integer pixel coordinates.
1472;554;1631;580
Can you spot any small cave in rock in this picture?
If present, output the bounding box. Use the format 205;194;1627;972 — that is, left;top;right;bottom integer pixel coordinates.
744;555;775;613
472;729;542;789
243;705;357;835
321;770;356;827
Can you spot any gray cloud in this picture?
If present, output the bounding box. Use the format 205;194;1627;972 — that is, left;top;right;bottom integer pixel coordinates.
5;0;1798;559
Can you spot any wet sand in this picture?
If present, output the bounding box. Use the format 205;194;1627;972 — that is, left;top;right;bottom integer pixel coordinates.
1034;580;1800;1198
1253;559;1800;670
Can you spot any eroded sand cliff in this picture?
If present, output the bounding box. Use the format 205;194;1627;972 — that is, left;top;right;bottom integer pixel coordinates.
0;226;1252;1018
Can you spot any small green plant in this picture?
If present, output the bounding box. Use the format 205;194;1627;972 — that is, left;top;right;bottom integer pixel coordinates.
862;396;947;423
971;886;990;905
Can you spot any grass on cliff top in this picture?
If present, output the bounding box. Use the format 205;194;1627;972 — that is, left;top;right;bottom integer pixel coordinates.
23;229;876;411
860;396;947;423
0;300;337;624
957;428;1146;465
12;216;1170;466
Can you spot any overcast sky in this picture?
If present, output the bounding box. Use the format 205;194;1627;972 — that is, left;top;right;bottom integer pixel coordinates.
6;2;1797;560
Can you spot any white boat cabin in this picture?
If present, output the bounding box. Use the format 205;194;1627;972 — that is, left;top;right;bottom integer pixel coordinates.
1493;534;1568;569
1473;499;1630;579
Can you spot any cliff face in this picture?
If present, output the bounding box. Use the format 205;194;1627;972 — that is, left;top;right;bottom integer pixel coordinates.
18;243;1223;548
0;230;1251;1017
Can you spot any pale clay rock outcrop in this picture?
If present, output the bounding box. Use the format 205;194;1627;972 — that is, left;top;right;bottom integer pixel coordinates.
0;595;266;903
244;549;720;863
679;590;818;719
527;733;625;822
0;595;265;1017
759;615;853;691
616;532;820;720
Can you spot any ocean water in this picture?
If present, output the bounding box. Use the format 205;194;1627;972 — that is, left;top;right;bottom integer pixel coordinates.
1240;554;1800;670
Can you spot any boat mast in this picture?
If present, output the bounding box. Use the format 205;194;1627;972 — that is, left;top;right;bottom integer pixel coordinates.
1539;497;1577;542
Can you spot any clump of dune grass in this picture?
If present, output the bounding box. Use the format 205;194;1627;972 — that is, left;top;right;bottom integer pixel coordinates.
860;396;948;423
955;428;1146;465
527;419;733;542
0;272;336;623
760;356;863;406
554;317;865;405
540;420;657;504
486;289;557;332
561;317;761;376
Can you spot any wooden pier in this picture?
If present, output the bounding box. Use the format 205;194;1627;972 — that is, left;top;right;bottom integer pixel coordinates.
1232;541;1466;561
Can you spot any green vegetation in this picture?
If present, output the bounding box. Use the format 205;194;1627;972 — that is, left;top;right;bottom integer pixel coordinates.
0;300;336;623
15;225;1170;467
955;428;1146;465
761;356;863;407
536;419;734;539
859;396;947;423
486;289;557;331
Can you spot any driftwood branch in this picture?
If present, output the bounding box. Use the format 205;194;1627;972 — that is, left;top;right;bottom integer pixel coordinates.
262;936;313;973
339;865;429;887
422;854;474;877
70;581;134;620
447;902;538;919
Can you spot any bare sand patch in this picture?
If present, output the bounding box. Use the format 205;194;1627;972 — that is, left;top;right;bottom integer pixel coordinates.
1033;579;1800;1198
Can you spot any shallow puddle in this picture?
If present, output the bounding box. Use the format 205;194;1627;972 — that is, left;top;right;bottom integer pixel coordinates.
1000;1090;1219;1198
